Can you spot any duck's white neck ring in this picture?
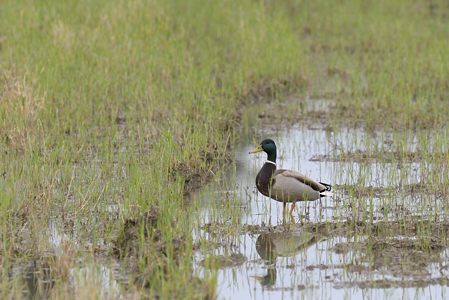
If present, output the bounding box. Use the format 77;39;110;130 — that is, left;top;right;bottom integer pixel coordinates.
265;160;276;166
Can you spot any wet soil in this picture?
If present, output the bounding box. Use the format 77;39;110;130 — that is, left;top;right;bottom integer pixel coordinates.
174;77;301;196
199;218;449;294
310;150;449;163
192;120;449;299
8;94;449;299
334;183;449;198
200;253;247;268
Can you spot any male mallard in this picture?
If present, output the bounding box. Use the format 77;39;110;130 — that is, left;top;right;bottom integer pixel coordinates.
249;139;331;220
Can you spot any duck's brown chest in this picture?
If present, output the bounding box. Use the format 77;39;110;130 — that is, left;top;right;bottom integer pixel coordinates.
255;163;276;197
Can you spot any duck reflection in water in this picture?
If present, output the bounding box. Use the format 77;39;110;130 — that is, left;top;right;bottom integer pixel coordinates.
254;229;316;287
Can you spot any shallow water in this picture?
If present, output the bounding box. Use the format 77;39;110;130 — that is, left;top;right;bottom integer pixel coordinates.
16;123;449;299
49;217;122;299
192;125;449;299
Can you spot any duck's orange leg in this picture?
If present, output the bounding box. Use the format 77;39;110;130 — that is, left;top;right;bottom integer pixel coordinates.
282;201;287;224
289;201;296;222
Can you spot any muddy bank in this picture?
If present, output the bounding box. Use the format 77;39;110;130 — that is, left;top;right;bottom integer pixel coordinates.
174;77;303;196
200;216;449;289
311;150;449;163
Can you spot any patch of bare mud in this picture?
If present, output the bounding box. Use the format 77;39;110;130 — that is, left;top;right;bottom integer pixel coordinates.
113;206;163;258
112;206;186;281
335;183;449;198
202;219;449;288
200;253;247;268
306;263;370;273
204;218;449;241
202;222;312;236
201;222;273;236
112;206;215;298
170;143;232;196
256;97;336;129
310;150;448;163
304;219;449;288
16;257;55;299
335;277;449;289
334;237;445;277
254;280;312;292
304;219;449;240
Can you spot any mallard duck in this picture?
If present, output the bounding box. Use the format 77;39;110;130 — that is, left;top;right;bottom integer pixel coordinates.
249;139;331;220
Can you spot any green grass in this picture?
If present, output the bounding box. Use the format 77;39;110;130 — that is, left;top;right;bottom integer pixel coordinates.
0;0;302;298
1;0;449;298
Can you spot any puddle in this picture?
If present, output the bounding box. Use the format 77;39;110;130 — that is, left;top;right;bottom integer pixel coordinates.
10;112;449;298
192;125;449;299
15;216;122;299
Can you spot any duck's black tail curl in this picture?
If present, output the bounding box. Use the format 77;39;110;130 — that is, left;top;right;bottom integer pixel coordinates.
319;182;332;192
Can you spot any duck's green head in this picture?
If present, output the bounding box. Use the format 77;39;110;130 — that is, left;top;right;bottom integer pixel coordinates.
249;139;277;162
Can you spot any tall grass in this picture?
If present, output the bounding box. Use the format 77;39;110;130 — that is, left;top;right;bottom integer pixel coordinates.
0;0;303;298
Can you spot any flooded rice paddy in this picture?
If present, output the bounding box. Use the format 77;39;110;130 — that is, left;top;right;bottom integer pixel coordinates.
13;112;449;299
192;123;449;299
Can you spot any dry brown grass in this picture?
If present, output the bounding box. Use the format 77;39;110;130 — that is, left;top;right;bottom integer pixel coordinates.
0;69;44;153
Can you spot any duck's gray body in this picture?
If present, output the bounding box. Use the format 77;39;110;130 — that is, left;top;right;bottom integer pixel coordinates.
255;161;330;203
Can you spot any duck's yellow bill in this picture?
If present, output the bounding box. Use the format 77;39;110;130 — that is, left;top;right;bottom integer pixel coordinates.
249;145;263;154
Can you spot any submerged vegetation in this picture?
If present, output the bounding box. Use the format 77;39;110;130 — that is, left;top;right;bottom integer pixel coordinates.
1;0;448;298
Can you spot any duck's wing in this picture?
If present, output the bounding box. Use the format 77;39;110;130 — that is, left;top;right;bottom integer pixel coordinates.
273;169;331;192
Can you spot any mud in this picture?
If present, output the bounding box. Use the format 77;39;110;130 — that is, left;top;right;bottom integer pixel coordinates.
342;237;445;278
334;183;448;198
335;277;449;289
113;205;161;257
200;253;247;268
20;257;55;299
310;150;449;163
173;77;301;196
198;216;449;294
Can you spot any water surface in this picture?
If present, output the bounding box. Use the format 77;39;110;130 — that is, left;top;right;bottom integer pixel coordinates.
192;125;449;299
